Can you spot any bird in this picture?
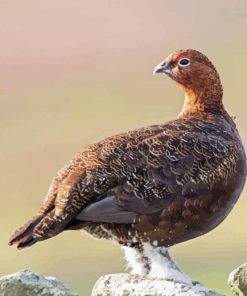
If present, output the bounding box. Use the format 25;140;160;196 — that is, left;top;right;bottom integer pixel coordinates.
9;49;246;277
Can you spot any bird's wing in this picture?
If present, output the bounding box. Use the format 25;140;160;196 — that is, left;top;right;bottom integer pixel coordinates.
9;124;169;248
76;125;239;224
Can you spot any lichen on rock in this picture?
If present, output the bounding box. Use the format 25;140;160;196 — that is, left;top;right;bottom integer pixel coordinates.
91;273;222;296
228;263;247;296
0;269;78;296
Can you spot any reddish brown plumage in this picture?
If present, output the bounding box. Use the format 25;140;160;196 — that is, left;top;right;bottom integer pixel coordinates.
9;50;246;260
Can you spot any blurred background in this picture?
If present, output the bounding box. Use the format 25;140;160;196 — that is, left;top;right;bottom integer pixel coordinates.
1;1;247;295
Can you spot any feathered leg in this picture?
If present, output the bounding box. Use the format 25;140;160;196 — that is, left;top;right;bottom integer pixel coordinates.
122;244;150;276
142;243;193;284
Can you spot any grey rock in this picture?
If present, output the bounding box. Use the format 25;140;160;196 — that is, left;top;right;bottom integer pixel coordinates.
91;273;222;296
228;263;247;296
0;269;79;296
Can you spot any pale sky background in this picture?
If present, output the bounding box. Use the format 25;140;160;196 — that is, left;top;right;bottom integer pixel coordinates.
1;1;247;295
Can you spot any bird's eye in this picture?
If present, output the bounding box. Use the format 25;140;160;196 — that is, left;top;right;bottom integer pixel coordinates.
178;58;191;67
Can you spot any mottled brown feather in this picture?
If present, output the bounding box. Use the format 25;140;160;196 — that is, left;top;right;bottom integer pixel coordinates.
9;49;246;250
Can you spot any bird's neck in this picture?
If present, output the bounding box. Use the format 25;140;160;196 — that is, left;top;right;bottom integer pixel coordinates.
178;83;224;118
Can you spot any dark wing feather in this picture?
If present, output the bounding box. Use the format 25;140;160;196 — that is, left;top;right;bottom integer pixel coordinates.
76;194;136;223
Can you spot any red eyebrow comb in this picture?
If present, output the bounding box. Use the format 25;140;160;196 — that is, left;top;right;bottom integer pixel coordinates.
176;55;191;62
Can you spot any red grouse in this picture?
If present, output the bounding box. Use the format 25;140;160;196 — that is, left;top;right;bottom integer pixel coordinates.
9;49;246;277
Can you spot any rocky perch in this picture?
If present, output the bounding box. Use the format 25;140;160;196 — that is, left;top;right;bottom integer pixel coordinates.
92;249;222;296
228;262;247;296
1;262;247;295
91;273;221;296
0;269;78;296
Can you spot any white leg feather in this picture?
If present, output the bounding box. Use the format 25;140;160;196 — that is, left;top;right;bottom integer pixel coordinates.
143;243;193;284
122;246;148;276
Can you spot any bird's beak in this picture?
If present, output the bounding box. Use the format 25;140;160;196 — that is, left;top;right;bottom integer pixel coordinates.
153;62;171;75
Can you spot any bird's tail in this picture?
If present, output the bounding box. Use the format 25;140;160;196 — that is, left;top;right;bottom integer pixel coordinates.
8;214;44;249
9;193;57;249
9;209;74;249
9;181;59;249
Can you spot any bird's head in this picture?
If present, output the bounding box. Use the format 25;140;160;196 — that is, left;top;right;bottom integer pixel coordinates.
153;49;224;116
153;49;221;91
